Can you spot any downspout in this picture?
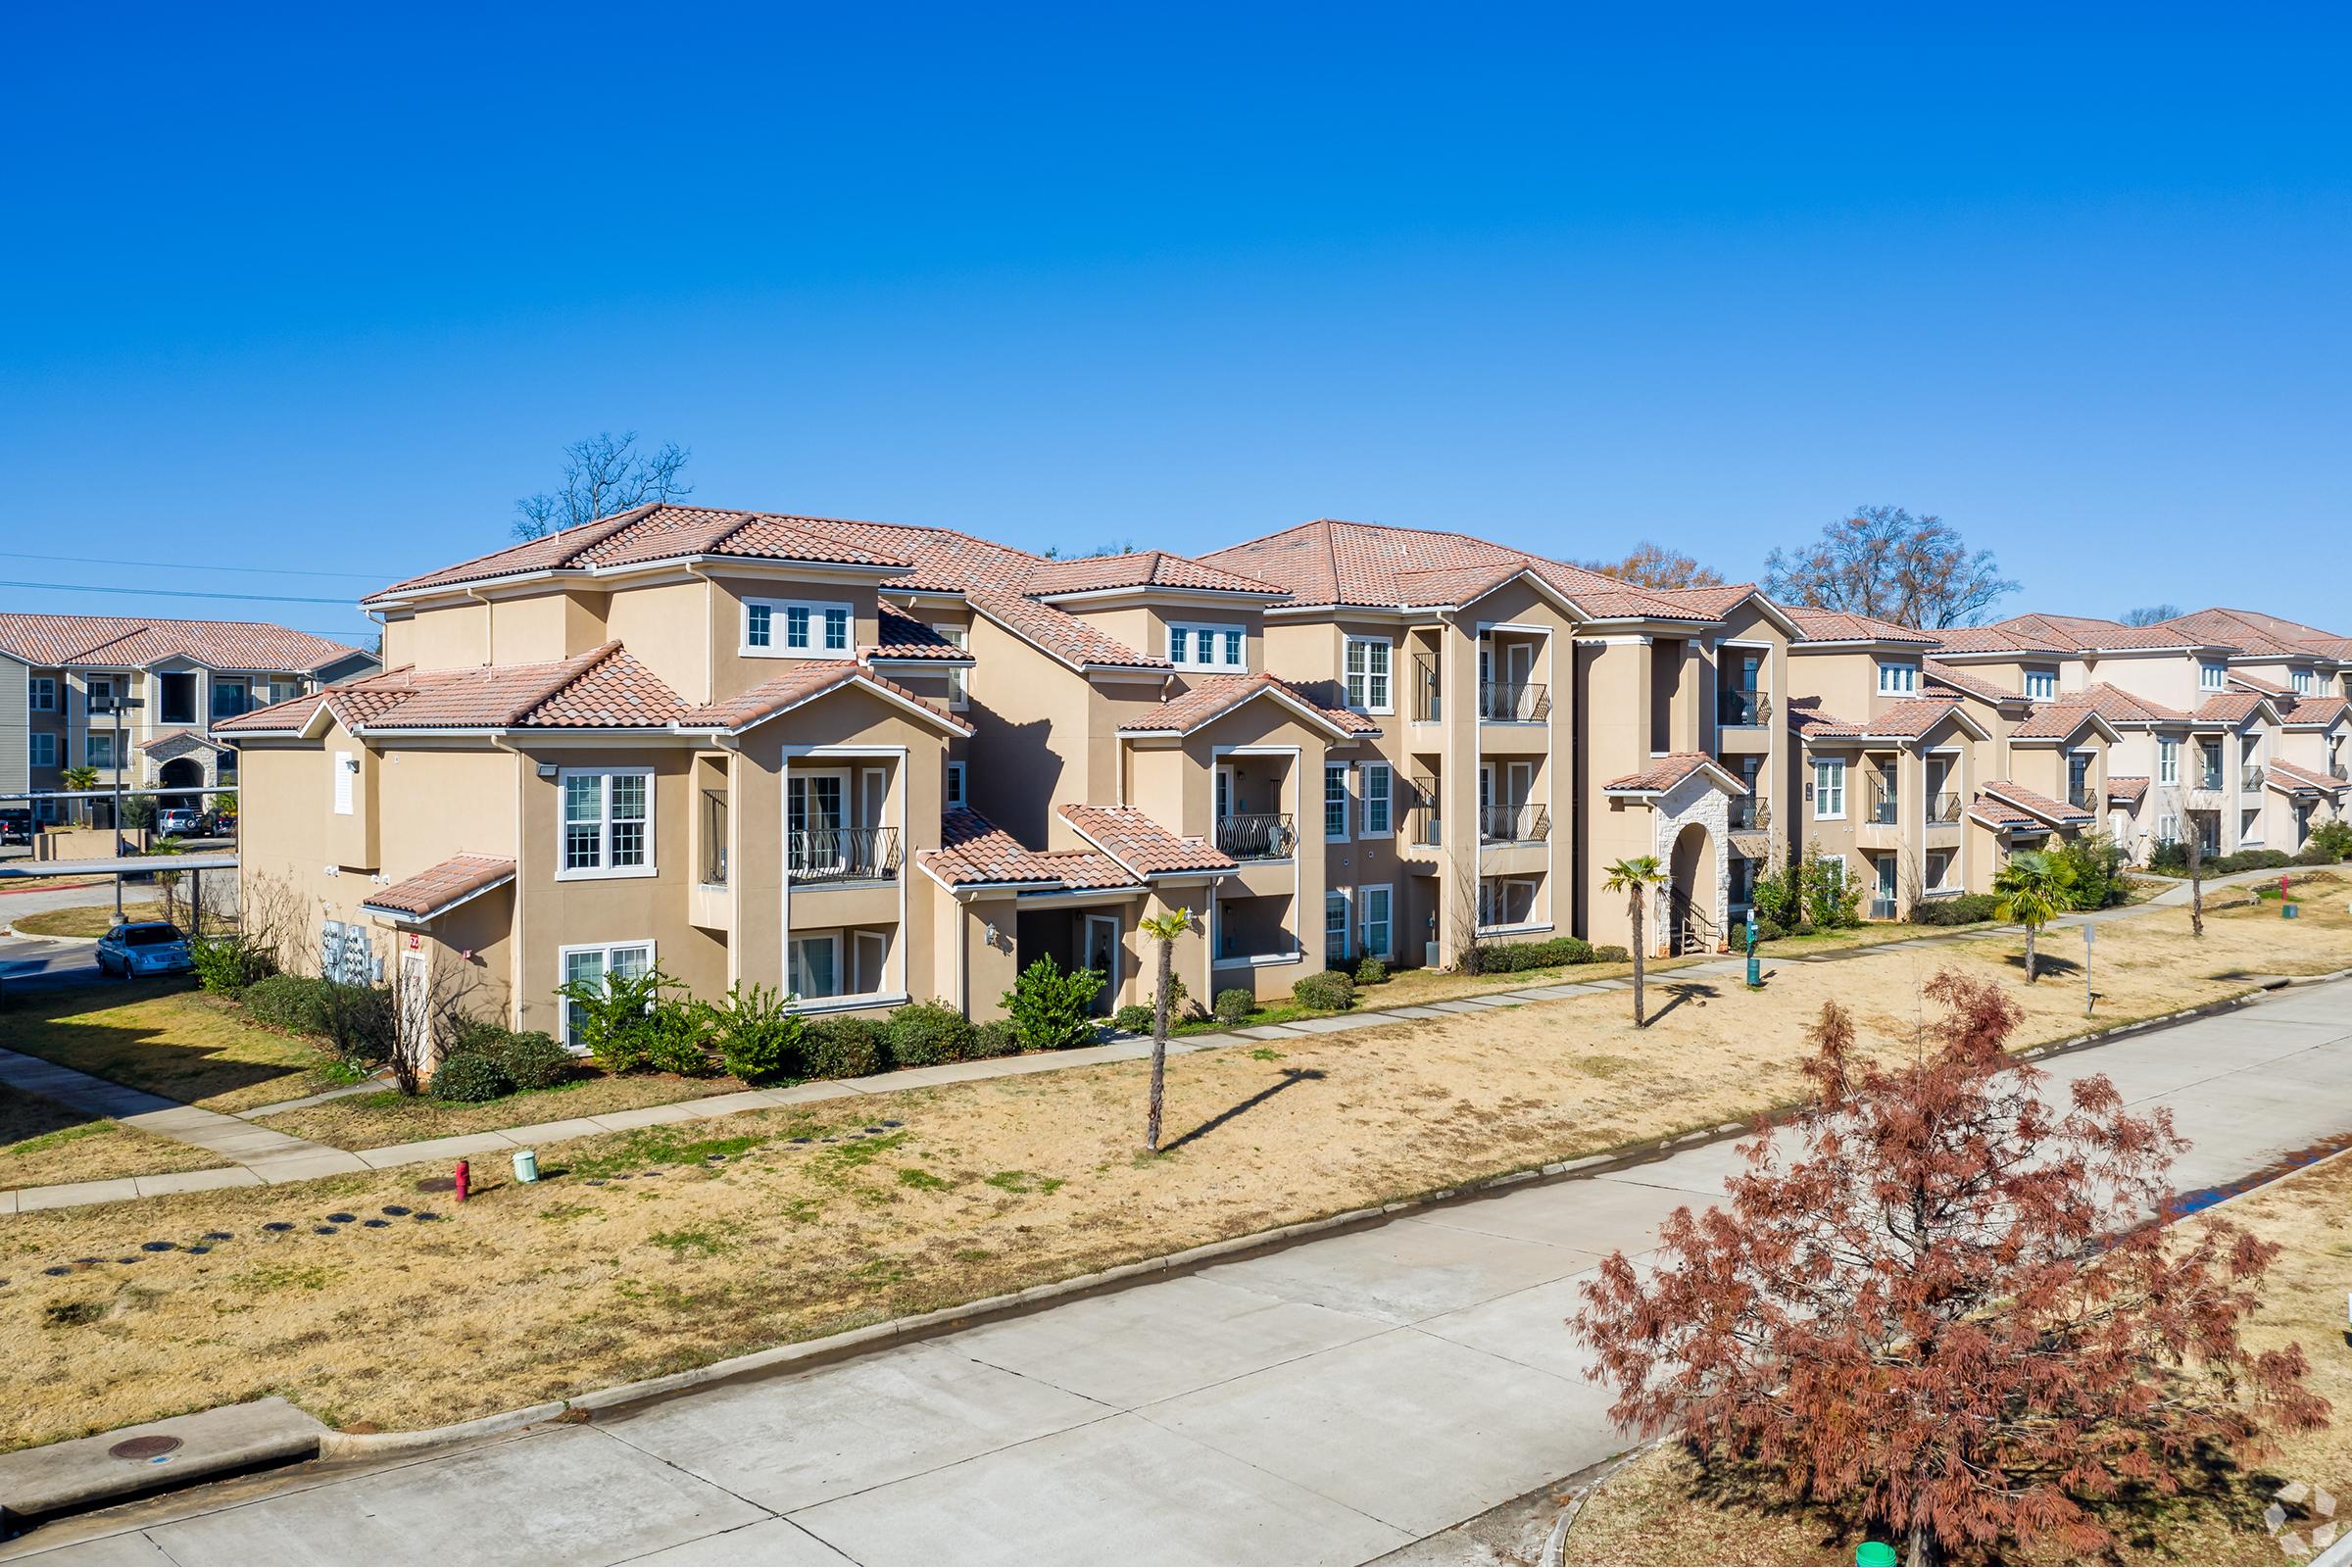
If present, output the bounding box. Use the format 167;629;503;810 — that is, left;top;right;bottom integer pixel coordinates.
492;734;528;1029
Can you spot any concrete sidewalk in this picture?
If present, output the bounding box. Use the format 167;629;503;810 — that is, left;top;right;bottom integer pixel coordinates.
15;976;2352;1567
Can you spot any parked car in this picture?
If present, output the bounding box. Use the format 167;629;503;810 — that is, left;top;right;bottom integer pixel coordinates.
0;808;30;846
155;808;203;837
95;921;193;977
199;810;237;838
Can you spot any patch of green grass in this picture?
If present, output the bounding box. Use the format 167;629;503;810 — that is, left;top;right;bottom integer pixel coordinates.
984;1169;1064;1195
536;1202;602;1224
234;1264;343;1293
808;1131;908;1187
1248;1047;1286;1062
953;1248;991;1262
8;1120;109;1157
645;1222;743;1259
566;1129;776;1179
896;1167;952;1192
44;1300;109;1328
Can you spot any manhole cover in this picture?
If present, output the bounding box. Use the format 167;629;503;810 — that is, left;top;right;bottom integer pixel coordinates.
109;1435;182;1462
414;1177;456;1193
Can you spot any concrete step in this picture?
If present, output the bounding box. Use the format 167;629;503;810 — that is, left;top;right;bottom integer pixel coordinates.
0;1398;326;1533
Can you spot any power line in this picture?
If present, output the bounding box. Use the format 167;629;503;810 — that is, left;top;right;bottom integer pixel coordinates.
0;550;396;580
0;578;358;606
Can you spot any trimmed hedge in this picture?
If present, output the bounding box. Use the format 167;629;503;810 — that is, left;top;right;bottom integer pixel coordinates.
1474;935;1596;973
1112;1003;1155;1033
1353;956;1390;986
1292;970;1354;1011
1592;945;1630;963
1909;893;2001;926
887;1001;976;1067
430;1052;511;1102
1212;988;1255;1024
970;1019;1021;1058
804;1016;885;1080
240;973;328;1034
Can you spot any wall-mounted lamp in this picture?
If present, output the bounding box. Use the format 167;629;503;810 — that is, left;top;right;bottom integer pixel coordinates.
536;762;560;779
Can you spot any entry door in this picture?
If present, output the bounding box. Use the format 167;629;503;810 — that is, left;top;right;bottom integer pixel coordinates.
1875;855;1897;908
398;951;431;1070
1359;886;1392;960
1082;914;1120;1016
1504;641;1533;691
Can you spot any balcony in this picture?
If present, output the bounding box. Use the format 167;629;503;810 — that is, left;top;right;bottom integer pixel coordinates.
2069;785;2098;810
1928;791;1963;823
1866;789;1901;826
701;789;728;885
1726;796;1773;831
1214;812;1296;861
1413;655;1441;723
1478;682;1549;723
2240;765;2266;795
787;826;901;884
1479;804;1549;844
1717;688;1772;727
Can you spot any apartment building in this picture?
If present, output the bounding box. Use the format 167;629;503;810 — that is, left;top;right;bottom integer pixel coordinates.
0;614;375;822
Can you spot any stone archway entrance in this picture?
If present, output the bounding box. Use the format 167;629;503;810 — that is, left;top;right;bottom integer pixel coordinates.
158;757;207;815
1667;820;1719;955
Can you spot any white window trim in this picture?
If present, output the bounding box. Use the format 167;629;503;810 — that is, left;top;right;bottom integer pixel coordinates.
28;676;56;712
788;930;845;1001
556;765;658;881
1324;886;1352;963
742;596;856;658
2024;667;2057;701
2199;662;2227;692
29;732;57;767
1359;761;1394;839
1324;761;1350;842
1813;758;1847;820
1168;621;1247;672
2158;739;2180;786
1877;662;1920;697
935;625;969;708
944;760;967;809
1344;635;1394;715
1358;883;1394;960
558;939;658;1050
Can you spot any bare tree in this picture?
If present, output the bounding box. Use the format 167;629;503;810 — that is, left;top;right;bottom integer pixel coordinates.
2184;814;2205;938
1568;541;1726;590
2120;603;2181;627
1763;505;2018;628
512;431;693;540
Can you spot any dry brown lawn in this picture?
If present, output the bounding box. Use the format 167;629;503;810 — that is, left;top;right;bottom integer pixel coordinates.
0;894;2344;1453
1561;1146;2352;1567
256;1072;757;1147
11;901;172;939
0;1087;221;1190
1;981;349;1114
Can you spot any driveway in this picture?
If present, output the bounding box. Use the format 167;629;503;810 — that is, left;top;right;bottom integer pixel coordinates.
11;978;2352;1566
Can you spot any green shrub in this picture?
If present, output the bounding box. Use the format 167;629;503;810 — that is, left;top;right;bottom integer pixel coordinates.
804;1016;885;1079
2308;818;2352;862
2212;849;2293;874
1112;1003;1156;1033
2049;831;2129;910
490;1030;574;1091
429;1052;512;1102
1212;987;1255;1024
1799;846;1864;929
644;1000;715;1076
1474;936;1597;973
888;1001;976;1066
1752;916;1789;943
1002;956;1102;1052
969;1018;1021;1058
556;964;671;1074
1910;892;2000;926
2148;839;2189;875
1353;956;1390;985
1592;945;1630;963
1748;862;1804;932
2293;846;2338;866
240;972;328;1033
192;936;275;993
1292;970;1354;1011
700;983;807;1083
315;982;397;1070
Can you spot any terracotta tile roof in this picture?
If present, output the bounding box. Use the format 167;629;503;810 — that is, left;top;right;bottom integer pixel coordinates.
1785;697;1865;740
216;644;685;733
2191;691;2273;725
1922;661;2017;703
1929;623;2070;656
1057;804;1237;877
2155;607;2343;658
1026;551;1286;598
368;505;909;599
135;729;227;756
1988;612;2215;653
2270;760;2346;795
1981;779;2095;826
359;855;517;920
2282;695;2350;727
918;808;1140;891
1198;518;1714;621
1602;753;1743;794
2226;669;2295;697
970;589;1167;670
1115;673;1379;738
1786;608;1938;645
2009;702;2105;741
866;608;972;662
2106;775;2150;805
2061;683;2190;725
1967;792;2042;831
1784;696;1964;742
676;661;970;735
0;612;368;674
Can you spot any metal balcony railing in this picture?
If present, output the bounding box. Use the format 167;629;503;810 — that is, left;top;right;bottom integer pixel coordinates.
1414;655;1442;722
1479;681;1549;722
1866;787;1900;826
701;789;728;885
2241;765;2266;793
787;826;900;883
2333;761;2350;781
1717;688;1772;726
1479;804;1549;843
2069;784;2097;810
1929;791;1964;823
1213;812;1296;860
2198;770;2225;792
1726;796;1773;831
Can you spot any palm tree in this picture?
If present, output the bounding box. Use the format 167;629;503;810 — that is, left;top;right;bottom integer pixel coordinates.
1601;857;1669;1026
1136;906;1193;1152
60;765;98;826
1991;849;2078;983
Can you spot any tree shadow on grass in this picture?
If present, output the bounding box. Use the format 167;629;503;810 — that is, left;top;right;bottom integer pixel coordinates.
1645;981;1720;1025
0;976;321;1106
2003;952;2084;980
1161;1067;1327;1154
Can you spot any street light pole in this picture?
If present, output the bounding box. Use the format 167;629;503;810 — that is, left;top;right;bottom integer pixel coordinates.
99;694;146;920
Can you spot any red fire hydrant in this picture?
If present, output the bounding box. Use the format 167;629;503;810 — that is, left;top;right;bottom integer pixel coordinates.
454;1158;470;1203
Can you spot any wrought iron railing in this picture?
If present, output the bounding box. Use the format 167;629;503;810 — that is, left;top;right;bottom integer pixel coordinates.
701;789;728;885
1414;655;1442;722
1479;804;1549;843
2069;784;2097;809
1404;776;1441;847
1866;784;1900;826
1478;681;1549;722
1727;796;1772;831
2241;765;2266;793
1717;688;1771;726
787;826;900;883
1213;812;1295;860
1929;791;1964;823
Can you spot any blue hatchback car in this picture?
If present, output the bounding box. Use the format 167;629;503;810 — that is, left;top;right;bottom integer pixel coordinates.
95;921;193;977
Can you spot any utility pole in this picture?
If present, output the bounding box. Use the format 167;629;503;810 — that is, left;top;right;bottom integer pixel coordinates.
100;694;146;920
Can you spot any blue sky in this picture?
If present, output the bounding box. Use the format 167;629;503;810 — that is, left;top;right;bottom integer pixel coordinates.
5;4;2346;647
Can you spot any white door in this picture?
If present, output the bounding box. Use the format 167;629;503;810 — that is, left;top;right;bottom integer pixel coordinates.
1359;886;1393;959
398;951;431;1071
1505;641;1533;692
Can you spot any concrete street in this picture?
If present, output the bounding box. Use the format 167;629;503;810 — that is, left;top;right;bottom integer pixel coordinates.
8;976;2352;1566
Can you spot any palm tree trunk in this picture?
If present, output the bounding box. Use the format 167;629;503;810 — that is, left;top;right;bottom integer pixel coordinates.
2025;925;2037;983
1631;888;1646;1027
1145;936;1172;1152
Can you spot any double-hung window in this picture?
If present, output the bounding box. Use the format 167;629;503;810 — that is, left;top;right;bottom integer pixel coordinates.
86;734;115;768
2292;668;2318;695
2158;739;2179;785
1345;638;1392;712
1358;885;1393;959
937;625;969;707
944;760;967;810
2199;662;2227;692
1877;662;1919;697
744;598;852;656
1324;763;1349;841
28;677;55;711
1324;889;1351;963
1359;762;1393;836
561;768;654;877
1813;758;1847;819
562;941;654;1046
29;733;56;767
1169;623;1246;671
2023;667;2057;701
